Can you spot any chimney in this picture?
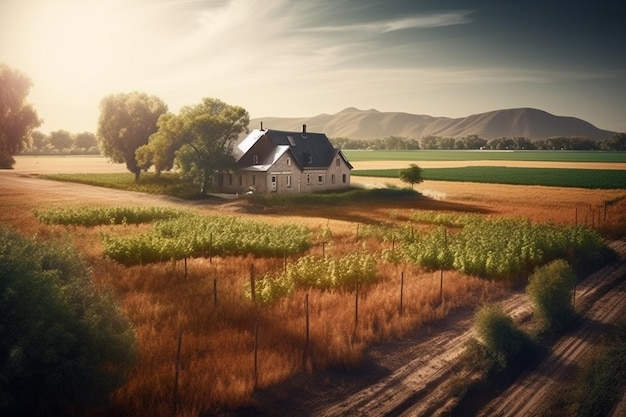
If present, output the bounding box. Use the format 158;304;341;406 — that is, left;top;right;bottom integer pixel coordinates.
260;121;264;131
302;124;307;134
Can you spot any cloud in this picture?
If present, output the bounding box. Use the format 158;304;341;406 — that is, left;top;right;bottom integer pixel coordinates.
306;10;473;33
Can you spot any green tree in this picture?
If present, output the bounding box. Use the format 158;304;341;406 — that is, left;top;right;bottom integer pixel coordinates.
30;131;48;151
0;227;136;416
141;97;249;193
526;259;577;331
97;92;167;181
73;131;98;150
398;163;423;189
601;133;626;150
48;129;73;151
0;64;41;168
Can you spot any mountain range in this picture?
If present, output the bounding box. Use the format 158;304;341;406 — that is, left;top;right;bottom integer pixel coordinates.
249;107;616;141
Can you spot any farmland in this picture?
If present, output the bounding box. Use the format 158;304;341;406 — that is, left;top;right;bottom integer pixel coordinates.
2;154;626;417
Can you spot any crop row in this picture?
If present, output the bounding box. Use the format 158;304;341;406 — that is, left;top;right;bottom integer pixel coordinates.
102;214;311;265
35;206;185;226
386;217;608;280
250;252;379;303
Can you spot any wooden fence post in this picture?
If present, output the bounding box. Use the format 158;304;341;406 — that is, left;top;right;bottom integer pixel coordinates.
254;321;259;388
213;278;218;307
209;232;213;263
172;330;183;417
354;281;359;330
250;263;256;303
399;271;404;316
305;293;310;353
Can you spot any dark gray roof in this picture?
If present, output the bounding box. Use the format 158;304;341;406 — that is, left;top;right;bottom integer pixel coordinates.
264;129;336;169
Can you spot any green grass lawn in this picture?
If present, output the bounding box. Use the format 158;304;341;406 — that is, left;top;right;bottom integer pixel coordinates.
344;150;626;163
42;172;205;199
352;167;626;189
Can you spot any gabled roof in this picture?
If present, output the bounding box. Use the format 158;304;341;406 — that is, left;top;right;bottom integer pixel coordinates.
242;145;290;172
235;128;345;170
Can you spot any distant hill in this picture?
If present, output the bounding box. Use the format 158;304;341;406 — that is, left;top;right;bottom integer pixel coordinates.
250;107;616;141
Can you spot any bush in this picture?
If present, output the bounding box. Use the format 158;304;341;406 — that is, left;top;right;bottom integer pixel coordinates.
0;227;137;416
472;304;534;371
527;259;577;332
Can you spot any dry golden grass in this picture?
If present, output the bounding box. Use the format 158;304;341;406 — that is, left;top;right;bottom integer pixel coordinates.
1;164;625;417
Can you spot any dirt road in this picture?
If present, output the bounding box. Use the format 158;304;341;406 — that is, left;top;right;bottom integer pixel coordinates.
248;241;626;417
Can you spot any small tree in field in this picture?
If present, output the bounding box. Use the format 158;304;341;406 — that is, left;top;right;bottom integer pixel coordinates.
527;259;577;331
399;163;423;189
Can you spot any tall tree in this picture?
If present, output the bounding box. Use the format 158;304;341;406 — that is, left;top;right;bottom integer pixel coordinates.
0;64;41;168
97;92;167;181
48;129;73;151
141;98;249;193
73;131;98;150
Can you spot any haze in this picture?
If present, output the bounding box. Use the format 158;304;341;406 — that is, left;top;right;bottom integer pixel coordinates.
1;0;625;133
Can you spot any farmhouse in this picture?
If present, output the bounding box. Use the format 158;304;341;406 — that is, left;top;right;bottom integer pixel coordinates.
220;124;352;194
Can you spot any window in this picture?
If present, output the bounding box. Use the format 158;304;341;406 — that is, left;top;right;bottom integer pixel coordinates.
331;174;336;184
286;157;291;166
318;175;323;184
336;157;340;167
306;174;311;184
253;155;259;164
286;175;292;188
342;174;347;183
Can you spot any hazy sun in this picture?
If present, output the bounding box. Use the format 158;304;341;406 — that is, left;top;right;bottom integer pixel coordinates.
26;1;126;93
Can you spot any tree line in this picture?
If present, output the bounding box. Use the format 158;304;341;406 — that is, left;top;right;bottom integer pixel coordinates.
22;130;100;154
330;133;626;151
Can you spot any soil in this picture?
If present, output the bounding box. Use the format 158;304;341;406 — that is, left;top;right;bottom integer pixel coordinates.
3;155;626;416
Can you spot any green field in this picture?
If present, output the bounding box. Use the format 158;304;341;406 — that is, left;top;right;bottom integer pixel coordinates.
352;167;626;189
344;150;626;163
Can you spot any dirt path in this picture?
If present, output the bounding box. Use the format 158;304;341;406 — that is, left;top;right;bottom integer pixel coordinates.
475;240;626;417
246;241;626;417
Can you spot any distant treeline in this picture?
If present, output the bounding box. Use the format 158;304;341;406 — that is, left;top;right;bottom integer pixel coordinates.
20;130;100;155
330;133;626;151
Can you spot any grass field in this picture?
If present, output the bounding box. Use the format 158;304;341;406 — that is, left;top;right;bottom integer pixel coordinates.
352;167;626;189
344;149;626;163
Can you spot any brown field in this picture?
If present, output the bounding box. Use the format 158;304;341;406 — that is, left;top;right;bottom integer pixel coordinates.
2;156;626;416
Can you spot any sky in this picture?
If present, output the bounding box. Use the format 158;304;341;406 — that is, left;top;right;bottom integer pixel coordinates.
2;0;625;134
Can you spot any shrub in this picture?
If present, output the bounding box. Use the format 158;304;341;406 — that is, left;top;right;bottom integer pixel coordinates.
527;259;577;332
472;304;534;371
0;227;137;416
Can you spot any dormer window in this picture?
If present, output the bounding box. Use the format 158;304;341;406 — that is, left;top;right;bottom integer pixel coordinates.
253;155;259;164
